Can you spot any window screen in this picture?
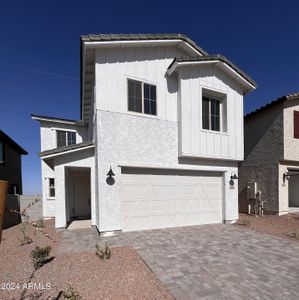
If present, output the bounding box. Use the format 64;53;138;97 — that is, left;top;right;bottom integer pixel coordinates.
294;111;299;139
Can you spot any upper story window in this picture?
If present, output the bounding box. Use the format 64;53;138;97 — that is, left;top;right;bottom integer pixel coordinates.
0;142;4;164
128;79;157;116
202;96;221;131
294;111;299;139
56;130;76;148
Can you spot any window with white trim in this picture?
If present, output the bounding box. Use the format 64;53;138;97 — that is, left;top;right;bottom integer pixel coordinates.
128;79;157;115
56;130;76;148
48;178;55;198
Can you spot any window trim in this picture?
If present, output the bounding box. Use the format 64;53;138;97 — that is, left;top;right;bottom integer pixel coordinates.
127;78;158;116
55;130;77;148
202;96;222;132
0;142;5;164
294;110;299;139
48;178;55;199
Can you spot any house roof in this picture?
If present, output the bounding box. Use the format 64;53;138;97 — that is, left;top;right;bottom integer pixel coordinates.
31;114;84;126
245;92;299;120
0;130;28;155
39;142;94;158
81;33;209;56
167;55;257;88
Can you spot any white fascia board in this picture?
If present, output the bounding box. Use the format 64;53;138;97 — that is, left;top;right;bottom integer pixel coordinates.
118;161;230;173
83;40;203;56
31;116;81;126
167;60;256;93
41;145;95;160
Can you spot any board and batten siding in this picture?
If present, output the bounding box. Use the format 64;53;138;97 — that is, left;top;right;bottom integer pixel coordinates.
179;65;244;161
95;46;186;122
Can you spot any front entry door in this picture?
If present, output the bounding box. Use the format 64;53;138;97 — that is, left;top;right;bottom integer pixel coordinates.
73;170;91;218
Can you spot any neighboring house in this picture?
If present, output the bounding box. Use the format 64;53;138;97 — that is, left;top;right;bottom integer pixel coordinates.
32;33;256;232
0;130;28;228
239;93;299;215
0;130;28;194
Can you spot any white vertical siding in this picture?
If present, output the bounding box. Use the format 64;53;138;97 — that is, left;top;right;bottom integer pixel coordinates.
95;46;184;122
179;64;244;161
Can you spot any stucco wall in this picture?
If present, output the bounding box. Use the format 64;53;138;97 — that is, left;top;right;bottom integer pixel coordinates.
40;121;88;151
239;105;284;213
96;110;239;231
41;160;55;217
53;148;95;228
283;98;299;161
0;143;23;194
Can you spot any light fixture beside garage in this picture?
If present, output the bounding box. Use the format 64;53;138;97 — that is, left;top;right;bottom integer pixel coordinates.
106;166;115;186
283;171;290;183
229;172;238;187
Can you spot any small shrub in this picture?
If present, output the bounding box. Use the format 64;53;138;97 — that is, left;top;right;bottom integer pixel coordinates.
19;224;33;246
35;218;45;228
95;242;112;260
60;286;82;300
237;219;250;226
30;245;52;270
286;230;299;240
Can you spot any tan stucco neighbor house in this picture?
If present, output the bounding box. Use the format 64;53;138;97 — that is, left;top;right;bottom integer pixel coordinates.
239;92;299;215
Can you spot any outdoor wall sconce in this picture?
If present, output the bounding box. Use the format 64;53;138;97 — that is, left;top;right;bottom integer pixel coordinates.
229;172;238;186
106;166;115;186
107;166;115;178
283;171;290;183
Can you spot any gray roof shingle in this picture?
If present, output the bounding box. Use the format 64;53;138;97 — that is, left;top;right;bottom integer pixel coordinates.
168;55;257;87
245;92;299;119
39;142;94;157
81;33;209;56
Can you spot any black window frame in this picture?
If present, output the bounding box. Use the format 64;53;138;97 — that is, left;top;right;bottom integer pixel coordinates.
202;96;221;132
49;178;55;198
127;79;157;116
56;130;77;148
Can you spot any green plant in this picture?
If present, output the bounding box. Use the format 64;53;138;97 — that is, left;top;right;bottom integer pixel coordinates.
237;219;250;226
58;286;81;300
30;245;52;270
95;242;112;260
19;224;33;246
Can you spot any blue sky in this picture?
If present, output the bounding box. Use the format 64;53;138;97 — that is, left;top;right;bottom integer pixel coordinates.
0;0;298;194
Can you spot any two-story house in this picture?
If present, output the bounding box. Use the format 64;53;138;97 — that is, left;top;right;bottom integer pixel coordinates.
239;93;299;215
32;33;256;232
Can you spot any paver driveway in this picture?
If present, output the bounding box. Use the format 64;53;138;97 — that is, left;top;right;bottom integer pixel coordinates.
58;224;299;299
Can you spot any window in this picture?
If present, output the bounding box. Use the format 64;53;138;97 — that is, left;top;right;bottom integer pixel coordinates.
49;178;55;198
128;79;157;115
0;142;4;164
56;130;76;148
294;111;299;139
202;96;221;131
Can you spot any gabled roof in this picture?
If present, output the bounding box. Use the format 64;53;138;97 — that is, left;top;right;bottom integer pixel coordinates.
39;142;94;158
245;92;299;120
81;33;208;56
31;114;84;126
0;130;28;155
167;55;257;88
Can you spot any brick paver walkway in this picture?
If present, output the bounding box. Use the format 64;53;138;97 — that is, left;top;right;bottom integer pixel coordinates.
58;224;299;299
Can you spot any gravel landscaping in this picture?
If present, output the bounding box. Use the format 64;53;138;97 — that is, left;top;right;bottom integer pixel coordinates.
0;219;173;300
237;213;299;240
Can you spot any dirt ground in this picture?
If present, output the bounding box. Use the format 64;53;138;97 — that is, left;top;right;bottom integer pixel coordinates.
0;219;173;300
237;213;299;240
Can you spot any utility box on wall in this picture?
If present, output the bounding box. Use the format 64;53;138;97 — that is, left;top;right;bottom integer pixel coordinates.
247;182;257;199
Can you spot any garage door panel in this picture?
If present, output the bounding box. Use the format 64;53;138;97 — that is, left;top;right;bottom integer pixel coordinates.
121;169;223;232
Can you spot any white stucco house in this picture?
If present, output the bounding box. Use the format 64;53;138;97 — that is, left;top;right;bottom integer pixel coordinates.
32;33;256;232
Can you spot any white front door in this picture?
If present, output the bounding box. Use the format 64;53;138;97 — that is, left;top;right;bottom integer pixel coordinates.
121;169;223;232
